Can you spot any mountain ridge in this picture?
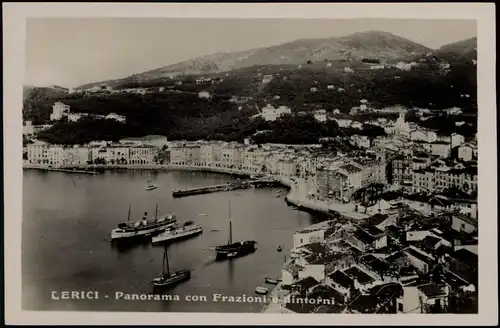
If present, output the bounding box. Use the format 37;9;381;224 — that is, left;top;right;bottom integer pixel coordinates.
69;31;475;90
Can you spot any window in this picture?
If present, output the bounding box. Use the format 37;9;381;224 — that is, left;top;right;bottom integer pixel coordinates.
398;303;404;312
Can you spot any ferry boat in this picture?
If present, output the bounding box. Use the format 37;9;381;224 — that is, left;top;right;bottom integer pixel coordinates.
152;222;203;244
213;200;257;260
152;245;190;288
255;287;269;295
110;204;176;240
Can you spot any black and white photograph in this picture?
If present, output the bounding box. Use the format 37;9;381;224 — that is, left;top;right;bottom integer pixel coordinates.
3;3;497;326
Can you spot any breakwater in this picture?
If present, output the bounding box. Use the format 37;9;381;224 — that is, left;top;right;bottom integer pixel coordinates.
172;179;280;198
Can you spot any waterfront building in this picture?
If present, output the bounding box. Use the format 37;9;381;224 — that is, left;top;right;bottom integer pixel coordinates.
293;228;326;249
261;105;292;122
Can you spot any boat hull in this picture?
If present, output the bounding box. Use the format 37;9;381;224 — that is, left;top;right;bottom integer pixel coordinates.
215;241;257;260
152;227;203;243
153;270;191;288
111;222;175;240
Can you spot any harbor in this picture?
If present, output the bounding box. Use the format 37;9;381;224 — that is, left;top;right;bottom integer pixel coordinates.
22;169;320;312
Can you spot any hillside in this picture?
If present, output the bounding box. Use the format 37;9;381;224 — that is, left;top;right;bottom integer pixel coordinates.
76;31;432;89
432;37;477;61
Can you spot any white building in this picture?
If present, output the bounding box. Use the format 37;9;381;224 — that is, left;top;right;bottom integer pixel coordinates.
67;113;82;122
50;102;70;121
106;113;126;123
451;133;465;148
261;105;292;121
23;121;34;136
313;110;327;123
198;91;211;99
394;111;411;137
458;143;476;162
446;107;463;115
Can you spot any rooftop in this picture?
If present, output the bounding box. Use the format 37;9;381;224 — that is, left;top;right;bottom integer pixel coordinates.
328;270;355;289
367;214;389;226
418;283;448;298
294;276;319;290
352;228;377;245
358;222;385;236
344;266;375;285
404;247;435;264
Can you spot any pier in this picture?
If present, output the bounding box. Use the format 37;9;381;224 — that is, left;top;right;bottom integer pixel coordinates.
172;178;278;198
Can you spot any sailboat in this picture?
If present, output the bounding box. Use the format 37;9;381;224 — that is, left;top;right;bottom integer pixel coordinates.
146;180;157;191
213;199;257;260
152;245;190;288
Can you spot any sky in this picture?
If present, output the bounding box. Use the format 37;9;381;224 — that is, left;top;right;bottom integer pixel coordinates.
24;18;477;88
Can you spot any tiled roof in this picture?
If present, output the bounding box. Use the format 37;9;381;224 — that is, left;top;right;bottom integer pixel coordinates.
344;266;375;284
328;270;354;289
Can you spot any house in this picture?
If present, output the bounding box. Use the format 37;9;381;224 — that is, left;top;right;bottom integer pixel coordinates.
313;110;327;122
198;91;211;99
325;270;355;298
350;135;371;149
327;85;335;90
445;107;463;115
293;228;325;249
281;261;304;286
344;67;354;73
292;276;320;295
310;87;318;92
445;249;478;289
397;284;449;313
457;143;476;162
346;224;387;252
50;102;70;121
367;213;398;230
450;213;477;234
344;266;377;290
451;133;465;148
403;246;436;274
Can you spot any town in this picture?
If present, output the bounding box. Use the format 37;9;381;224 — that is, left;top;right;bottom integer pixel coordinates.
23;97;478;314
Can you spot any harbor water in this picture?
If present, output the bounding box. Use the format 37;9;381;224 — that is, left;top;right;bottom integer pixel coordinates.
22;169;323;312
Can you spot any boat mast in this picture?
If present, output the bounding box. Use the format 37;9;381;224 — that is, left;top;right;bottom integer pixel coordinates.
155;202;159;220
228;199;232;245
127;204;131;222
163;246;170;276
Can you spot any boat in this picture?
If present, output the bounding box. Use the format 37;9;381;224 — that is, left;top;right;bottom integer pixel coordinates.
152;223;203;243
146;180;157;191
152;245;190;288
110;204;176;240
265;277;280;285
255;287;269;295
276;195;281;198
213;200;257;260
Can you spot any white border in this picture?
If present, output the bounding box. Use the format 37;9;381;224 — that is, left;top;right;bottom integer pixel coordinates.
3;3;497;326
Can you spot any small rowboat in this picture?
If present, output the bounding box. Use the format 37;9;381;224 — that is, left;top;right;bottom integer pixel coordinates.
265;277;279;285
255;286;269;295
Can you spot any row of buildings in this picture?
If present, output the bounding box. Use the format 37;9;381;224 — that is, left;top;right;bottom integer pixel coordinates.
24;141;158;166
49;102;126;123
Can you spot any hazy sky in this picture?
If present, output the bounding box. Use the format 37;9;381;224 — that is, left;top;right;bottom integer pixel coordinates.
24;18;477;88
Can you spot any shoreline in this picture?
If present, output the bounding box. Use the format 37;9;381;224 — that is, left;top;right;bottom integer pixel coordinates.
23;163;366;220
24;163;364;314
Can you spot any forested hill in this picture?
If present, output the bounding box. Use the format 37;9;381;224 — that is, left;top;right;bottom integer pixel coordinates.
24;57;477;145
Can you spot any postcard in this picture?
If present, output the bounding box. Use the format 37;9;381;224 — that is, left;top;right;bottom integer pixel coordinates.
3;2;497;326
